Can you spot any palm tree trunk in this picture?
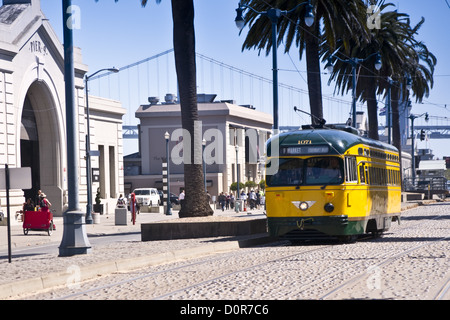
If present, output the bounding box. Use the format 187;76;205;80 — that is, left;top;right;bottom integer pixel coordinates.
391;86;401;153
171;0;213;217
391;86;403;181
391;85;403;189
304;22;323;125
366;83;379;140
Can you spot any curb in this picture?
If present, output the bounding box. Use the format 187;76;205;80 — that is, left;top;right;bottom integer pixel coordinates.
0;234;273;299
401;202;419;211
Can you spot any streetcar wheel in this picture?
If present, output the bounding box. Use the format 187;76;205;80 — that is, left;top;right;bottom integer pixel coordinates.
371;230;383;238
23;228;29;235
338;235;357;243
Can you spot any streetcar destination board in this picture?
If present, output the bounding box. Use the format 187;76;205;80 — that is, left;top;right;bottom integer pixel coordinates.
280;145;329;155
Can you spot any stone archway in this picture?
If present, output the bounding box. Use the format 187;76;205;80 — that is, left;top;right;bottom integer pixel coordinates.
21;81;64;215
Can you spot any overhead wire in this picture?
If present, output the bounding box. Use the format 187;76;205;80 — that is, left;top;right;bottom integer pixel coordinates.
253;0;446;123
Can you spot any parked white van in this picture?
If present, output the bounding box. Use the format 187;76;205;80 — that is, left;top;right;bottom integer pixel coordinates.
130;188;161;208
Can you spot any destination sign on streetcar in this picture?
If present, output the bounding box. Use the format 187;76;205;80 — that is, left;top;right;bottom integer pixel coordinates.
280;145;329;156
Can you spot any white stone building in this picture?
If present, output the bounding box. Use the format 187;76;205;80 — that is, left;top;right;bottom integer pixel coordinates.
0;0;126;219
125;94;273;198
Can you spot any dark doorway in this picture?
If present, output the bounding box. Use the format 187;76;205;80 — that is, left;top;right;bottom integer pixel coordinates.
20;139;40;202
21;96;40;202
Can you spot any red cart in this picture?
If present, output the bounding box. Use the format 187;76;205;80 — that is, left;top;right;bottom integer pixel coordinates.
22;208;55;236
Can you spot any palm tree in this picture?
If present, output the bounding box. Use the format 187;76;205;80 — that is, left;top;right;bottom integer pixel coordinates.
326;2;436;184
325;4;411;140
380;25;436;156
102;0;213;217
239;0;368;125
324;38;383;139
325;3;435;145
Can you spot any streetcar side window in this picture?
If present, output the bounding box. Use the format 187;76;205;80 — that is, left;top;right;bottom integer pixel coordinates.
359;165;366;184
365;166;369;184
345;157;358;183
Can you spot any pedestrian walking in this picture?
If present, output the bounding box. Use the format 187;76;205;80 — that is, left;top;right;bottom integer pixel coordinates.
179;189;185;209
116;194;126;208
218;192;226;211
249;190;257;209
240;190;247;208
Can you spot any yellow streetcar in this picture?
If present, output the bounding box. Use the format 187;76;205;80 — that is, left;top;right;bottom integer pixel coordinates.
265;125;401;242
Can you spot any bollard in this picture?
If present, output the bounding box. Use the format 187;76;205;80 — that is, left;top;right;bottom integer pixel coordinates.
115;207;128;225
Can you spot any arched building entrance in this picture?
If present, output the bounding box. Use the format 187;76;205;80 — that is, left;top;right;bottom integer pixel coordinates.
0;0;125;220
20;81;64;214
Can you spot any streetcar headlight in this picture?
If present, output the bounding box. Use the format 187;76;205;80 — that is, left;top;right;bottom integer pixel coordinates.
324;203;334;213
299;202;309;211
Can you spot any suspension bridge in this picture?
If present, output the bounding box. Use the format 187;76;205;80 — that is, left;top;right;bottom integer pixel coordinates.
89;49;450;141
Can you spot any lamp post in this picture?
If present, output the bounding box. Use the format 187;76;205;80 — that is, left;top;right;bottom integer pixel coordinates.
235;1;314;132
165;131;172;216
409;112;429;187
59;0;91;256
325;52;382;128
85;68;119;224
386;77;393;144
235;144;240;213
379;75;411;145
202;138;207;192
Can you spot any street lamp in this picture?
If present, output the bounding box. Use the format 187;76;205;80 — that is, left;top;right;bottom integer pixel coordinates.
406;75;412;91
202;138;207;192
325;52;382;128
235;144;240;212
409;112;429;187
383;74;412;145
235;1;314;132
84;68;119;224
387;77;393;144
165;131;172;216
59;0;91;257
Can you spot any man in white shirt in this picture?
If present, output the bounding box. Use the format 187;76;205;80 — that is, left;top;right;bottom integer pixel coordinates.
178;190;185;209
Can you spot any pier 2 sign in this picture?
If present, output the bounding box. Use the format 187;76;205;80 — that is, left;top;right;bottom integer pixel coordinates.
29;40;48;56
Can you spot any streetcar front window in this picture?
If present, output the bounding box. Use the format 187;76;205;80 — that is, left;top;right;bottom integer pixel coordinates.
305;157;344;185
266;157;344;187
266;158;304;187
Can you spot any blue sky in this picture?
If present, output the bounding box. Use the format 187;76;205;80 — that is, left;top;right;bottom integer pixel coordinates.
7;0;450;157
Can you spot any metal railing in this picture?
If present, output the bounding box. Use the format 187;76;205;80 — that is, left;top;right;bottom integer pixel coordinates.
404;176;448;199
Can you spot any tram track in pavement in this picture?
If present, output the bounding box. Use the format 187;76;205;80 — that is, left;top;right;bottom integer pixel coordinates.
434;278;450;300
318;235;450;300
148;234;406;300
150;241;343;300
317;208;450;300
156;206;449;300
41;240;335;300
150;206;439;300
54;236;382;300
21;203;449;300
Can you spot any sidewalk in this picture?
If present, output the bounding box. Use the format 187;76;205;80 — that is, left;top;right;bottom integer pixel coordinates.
0;200;432;299
0;206;269;299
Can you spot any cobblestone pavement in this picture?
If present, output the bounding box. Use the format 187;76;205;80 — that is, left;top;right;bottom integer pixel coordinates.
8;201;449;300
0;206;268;299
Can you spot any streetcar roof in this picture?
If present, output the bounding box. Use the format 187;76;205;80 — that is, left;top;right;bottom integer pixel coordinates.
267;128;398;156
